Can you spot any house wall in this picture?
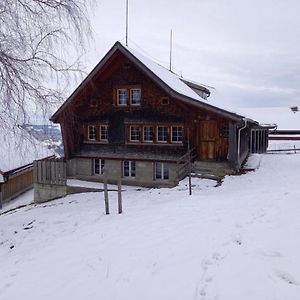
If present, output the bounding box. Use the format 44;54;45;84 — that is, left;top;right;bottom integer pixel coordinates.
67;158;178;188
57;52;231;163
1;168;33;203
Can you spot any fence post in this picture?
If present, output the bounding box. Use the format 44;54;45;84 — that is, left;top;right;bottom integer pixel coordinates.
103;169;109;215
118;178;122;214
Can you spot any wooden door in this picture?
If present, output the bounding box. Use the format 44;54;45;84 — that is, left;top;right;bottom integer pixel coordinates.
198;120;219;160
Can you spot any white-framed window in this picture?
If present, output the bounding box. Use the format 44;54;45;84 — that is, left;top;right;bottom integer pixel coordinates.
100;125;108;141
94;159;105;175
143;126;154;142
171;126;183;143
130;88;141;106
123;160;136;177
88;125;96;140
130;126;141;142
157;126;168;143
117;88;128;106
155;162;169;180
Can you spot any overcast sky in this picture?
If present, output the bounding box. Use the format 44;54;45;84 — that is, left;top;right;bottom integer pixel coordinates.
81;0;300;109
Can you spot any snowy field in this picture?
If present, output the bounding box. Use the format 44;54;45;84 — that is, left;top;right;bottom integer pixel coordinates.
1;154;300;300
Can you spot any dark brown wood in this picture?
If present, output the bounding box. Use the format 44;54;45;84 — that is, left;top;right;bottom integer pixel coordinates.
52;45;235;164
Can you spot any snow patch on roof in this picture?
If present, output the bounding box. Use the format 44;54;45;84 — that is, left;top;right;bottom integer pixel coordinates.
124;45;206;101
0;126;54;174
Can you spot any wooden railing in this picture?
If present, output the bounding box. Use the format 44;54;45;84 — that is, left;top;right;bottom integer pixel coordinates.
33;157;66;186
176;146;197;181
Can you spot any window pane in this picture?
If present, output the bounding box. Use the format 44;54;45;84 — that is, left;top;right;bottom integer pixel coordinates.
157;127;168;142
131;161;136;177
172;126;183;142
118;89;127;105
163;164;169;180
123;160;130;177
155;162;162;179
100;160;105;175
88;126;96;140
100;125;108;141
94;159;100;174
143;126;153;142
130;126;141;141
131;89;141;105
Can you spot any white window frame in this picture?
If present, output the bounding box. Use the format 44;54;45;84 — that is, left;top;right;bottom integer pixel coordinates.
94;159;105;175
143;126;154;142
157;126;168;143
130;126;141;142
130;88;141;106
155;162;169;180
123;160;136;177
117;88;128;106
171;126;183;143
88;125;96;141
100;125;108;142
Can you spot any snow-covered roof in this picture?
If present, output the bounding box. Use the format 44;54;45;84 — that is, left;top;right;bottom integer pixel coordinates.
51;42;246;123
237;107;300;130
0;126;54;182
124;45;208;101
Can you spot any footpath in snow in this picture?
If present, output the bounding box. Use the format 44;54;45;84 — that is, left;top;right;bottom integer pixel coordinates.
0;154;300;300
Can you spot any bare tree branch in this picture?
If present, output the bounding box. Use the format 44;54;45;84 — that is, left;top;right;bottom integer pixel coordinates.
0;0;93;129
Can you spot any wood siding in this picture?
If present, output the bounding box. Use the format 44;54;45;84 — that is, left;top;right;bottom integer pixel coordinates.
1;168;33;203
55;51;231;162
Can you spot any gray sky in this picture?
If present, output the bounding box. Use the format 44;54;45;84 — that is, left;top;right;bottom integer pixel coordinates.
82;0;300;108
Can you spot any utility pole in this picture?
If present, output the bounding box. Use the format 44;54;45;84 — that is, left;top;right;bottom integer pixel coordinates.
169;29;173;72
126;0;129;46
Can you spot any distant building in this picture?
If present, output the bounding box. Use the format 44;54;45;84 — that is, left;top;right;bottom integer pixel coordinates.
238;107;300;141
50;42;268;187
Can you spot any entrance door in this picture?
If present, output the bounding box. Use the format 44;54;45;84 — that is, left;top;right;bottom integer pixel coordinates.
198;120;219;160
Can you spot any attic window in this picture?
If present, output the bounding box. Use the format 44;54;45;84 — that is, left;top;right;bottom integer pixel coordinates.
90;98;98;107
117;89;128;106
130;89;141;106
161;97;169;106
88;125;96;140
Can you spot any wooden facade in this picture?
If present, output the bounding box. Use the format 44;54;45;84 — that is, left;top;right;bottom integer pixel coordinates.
0;166;33;205
50;42;267;186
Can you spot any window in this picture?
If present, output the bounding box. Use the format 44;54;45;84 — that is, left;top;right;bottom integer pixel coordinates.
221;125;229;138
130;89;141;105
88;125;96;140
155;162;169;180
94;159;105;175
143;126;154;142
117;88;128;106
171;126;183;143
130;126;141;142
161;97;169;105
157;126;168;143
100;125;108;141
90;98;98;107
123;161;136;177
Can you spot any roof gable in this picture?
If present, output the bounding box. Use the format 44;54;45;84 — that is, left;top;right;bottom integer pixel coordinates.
51;42;245;122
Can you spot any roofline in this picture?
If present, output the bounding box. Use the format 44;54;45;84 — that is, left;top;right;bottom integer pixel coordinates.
51;41;246;123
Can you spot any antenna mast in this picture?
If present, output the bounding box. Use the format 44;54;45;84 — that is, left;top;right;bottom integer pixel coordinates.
169;30;173;71
126;0;129;46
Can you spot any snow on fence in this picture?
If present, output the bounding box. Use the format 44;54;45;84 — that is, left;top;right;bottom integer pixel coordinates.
33;157;66;186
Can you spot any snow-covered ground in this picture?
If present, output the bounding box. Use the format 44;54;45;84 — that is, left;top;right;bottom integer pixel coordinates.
1;154;300;300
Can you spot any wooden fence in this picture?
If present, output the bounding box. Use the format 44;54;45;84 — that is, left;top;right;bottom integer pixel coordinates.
33;157;66;186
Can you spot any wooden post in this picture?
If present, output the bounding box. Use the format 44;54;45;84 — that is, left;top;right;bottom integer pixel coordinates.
0;184;2;209
187;130;192;196
118;178;122;214
103;169;109;215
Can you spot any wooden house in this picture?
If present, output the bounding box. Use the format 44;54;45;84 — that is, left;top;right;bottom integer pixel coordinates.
50;42;268;187
0;127;53;208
